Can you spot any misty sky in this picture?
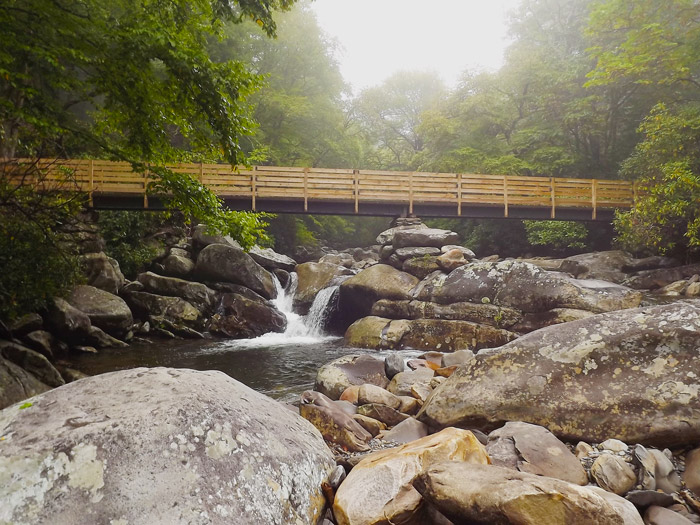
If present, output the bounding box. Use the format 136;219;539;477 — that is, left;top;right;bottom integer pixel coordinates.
310;0;521;93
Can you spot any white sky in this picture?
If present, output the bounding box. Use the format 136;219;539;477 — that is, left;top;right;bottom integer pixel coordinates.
310;0;521;93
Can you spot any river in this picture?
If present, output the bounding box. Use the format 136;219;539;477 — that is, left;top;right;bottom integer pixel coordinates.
65;276;422;403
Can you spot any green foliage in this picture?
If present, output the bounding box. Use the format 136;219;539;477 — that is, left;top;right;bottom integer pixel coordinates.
523;220;589;251
426;218;531;258
614;104;700;256
0;163;82;320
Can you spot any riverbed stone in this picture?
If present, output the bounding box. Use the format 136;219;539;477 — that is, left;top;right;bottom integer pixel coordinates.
388;368;434;397
441;348;475;368
209;293;286;338
0;356;51;410
338;265;419;325
398;396;422;415
647;448;682;494
138;271;218;312
682;447;700;494
194;243;276;300
124;291;203;329
9;314;44;338
352;414;386;437
402;256;441;279
560;250;635;284
357;403;409;427
161;254;195;278
418;301;700;447
414;462;638;525
379;417;429;443
395;246;441;260
487;421;588;485
376;223;428;246
44;297;93;344
436;248;469;272
591;454;637;496
67;285;133;339
315;354;389;401
358;383;401;410
21;330;55;358
0;341;64;388
299;390;372;452
333;428;489;525
249;245;296;272
432;260;642;313
645;506;695;525
384;353;404;379
79;252;125;294
624;263;700;290
514;307;596;332
0;367;335;525
392;228;459;249
294;262;351;311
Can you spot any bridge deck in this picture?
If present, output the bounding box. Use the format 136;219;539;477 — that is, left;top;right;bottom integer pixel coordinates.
11;159;635;220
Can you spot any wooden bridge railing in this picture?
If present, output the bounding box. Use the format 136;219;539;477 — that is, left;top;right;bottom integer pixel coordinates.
8;159;635;219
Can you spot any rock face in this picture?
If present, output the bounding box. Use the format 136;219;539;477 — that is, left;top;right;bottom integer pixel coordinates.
345;316;516;351
338;265;419;325
418;301;700;447
209;293;286;338
44;297;92;344
249;245;297;272
315;354;389;400
67;285;133;339
0;342;64;388
432;261;642;313
294;262;350;311
194;243;276;300
0;356;51;410
137;271;218;312
0;368;335;525
414;462;639;525
333;428;489;525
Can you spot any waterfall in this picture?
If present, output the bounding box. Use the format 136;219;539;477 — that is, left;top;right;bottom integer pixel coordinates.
305;285;339;337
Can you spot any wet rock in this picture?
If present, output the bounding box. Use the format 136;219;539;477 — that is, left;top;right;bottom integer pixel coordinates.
209;293;286;338
388;368;434;397
294;262;351;312
137;271;217;312
44;298;92;344
273;268;290;288
414;462;639;525
352;414;386;437
0;341;64;388
645;506;695;525
67;285;133;339
333;428;489;525
379;417;429;444
299;390;371;452
161;254;195;278
194;243;276;300
9;313;44;337
80;252;125;294
84;325;129;349
624;263;700;290
0;356;51;410
338;265;419;325
487;421;587;485
392;228;459;249
249;245;296;272
418;302;700;447
384;353;405;379
315;354;389;401
358;384;401;410
124;292;203;329
432;260;642;313
0;368;335;525
591;454;637;495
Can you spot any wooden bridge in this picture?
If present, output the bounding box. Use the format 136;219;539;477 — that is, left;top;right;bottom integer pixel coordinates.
12;159;636;220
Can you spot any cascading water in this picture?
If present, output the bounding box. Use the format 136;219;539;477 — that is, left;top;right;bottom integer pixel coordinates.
305;285;339;337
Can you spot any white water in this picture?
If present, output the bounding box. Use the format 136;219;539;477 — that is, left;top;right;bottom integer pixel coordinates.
225;273;339;349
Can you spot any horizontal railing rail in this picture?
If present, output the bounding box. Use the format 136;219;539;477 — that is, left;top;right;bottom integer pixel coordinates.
6;159;635;219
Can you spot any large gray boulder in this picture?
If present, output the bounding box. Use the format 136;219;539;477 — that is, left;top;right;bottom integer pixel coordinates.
191;224;242;252
249;245;296;272
209;293;286;338
0;341;64;388
392;228;459;249
44;297;92;344
161;254;195;278
624;263;700;290
0;368;335;525
67;285;133;339
0;356;50;410
559;250;635;283
338;265;419;325
294;262;351;312
79;252;125;294
432;260;642;313
194;243;276;300
315;354;389;400
137;271;218;312
124;292;203;329
418;301;700;447
376;223;428;246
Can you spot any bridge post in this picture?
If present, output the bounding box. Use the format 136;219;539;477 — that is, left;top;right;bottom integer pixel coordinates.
143;166;149;209
88;159;94;207
353;169;359;214
251;166;257;211
503;176;509;218
409;172;414;215
303;167;309;212
592;179;597;220
457;172;462;216
550;177;556;219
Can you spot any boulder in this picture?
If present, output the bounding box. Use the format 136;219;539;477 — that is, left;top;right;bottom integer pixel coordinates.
249;245;296;272
137;271;217;312
84;325;129;349
161;254;195;278
21;330;55;358
380;417;429;444
0;368;335;525
414;462;640;525
44;298;92;344
352;414;386;437
0;356;51;410
194;243;276;300
299;391;371;452
514;308;595;333
294;262;351;312
333;428;489;525
345;316;516;352
357;403;409;427
432;261;642;314
388;368;434;397
67;285;133;339
0;341;64;388
314;354;389;400
644;506;695;525
338;265;419;325
441;349;475;368
418;301;700;447
80;252;125;294
402;256;440;279
209;293;286;338
124;292;203;329
358;384;402;410
9;313;44;337
384;353;405;379
376;223;428;246
560;250;635;284
682;447;700;494
591;454;637;495
441;244;475;257
486;421;587;485
191;223;242;252
436;248;469;272
395;247;441;260
320;252;355;268
372;299;523;329
392;228;459;249
624;263;700;290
